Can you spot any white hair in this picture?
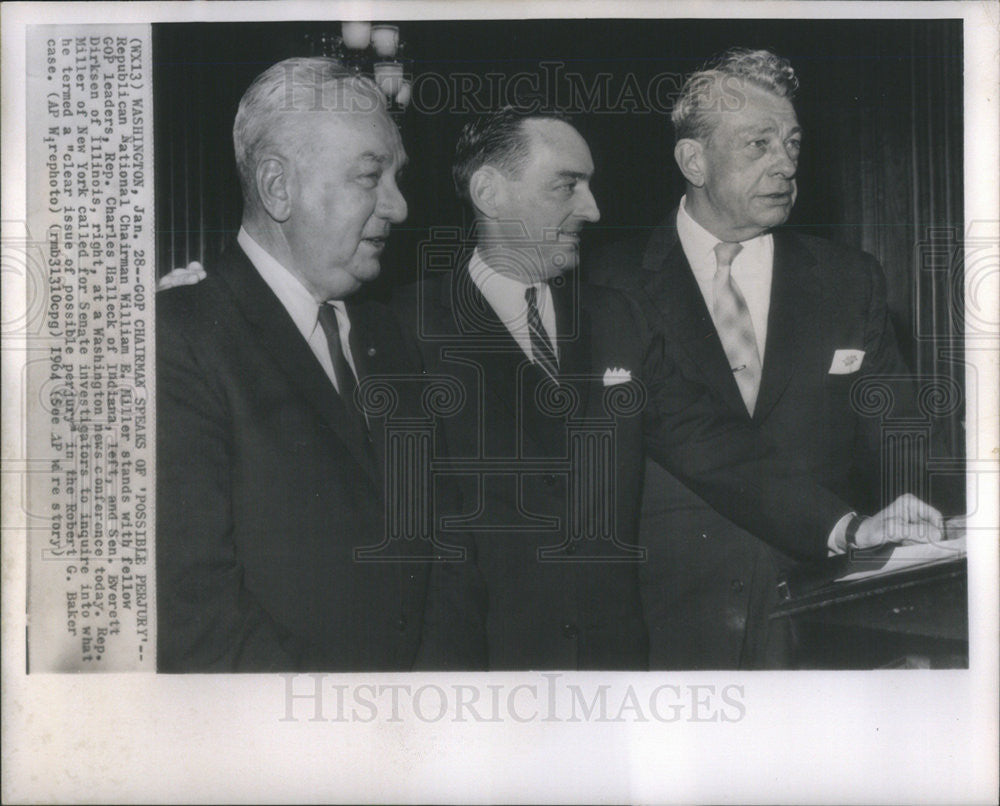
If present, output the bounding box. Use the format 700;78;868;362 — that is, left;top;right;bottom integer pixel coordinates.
232;57;386;201
671;48;799;143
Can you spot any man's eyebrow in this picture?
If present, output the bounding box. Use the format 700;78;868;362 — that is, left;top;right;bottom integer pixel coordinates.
736;123;803;138
736;123;777;137
357;152;409;169
553;170;591;181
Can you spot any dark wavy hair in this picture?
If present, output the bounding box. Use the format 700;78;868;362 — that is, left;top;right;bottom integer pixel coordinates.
452;106;572;202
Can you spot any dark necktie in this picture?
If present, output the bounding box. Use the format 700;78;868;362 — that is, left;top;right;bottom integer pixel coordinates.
524;285;559;381
711;241;761;415
317;303;369;440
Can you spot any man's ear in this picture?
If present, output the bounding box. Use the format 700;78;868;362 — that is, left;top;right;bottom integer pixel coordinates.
674;139;707;188
468;165;505;219
256;156;292;222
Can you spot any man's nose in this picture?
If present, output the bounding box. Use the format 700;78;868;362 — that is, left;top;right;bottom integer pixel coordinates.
772;144;798;178
576;186;601;223
377;180;408;224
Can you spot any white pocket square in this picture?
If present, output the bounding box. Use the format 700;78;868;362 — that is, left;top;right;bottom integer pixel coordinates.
828;349;865;374
603;367;632;386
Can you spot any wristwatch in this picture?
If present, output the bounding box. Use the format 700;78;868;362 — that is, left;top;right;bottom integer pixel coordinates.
845;513;868;550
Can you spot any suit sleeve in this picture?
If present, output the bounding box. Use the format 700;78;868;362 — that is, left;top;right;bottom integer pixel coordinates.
634;303;851;560
853;255;964;514
156;304;320;671
585;236;646;293
850;255;910;509
860;254;911;376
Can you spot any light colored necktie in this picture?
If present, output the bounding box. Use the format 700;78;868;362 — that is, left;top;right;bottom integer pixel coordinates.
525;285;559;381
712;241;761;415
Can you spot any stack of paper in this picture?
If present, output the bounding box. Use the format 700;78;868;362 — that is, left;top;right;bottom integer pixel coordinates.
836;535;966;583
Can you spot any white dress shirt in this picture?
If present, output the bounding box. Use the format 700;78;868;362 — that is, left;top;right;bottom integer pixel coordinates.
238;227;357;392
676;196;773;360
468;247;558;364
673;202;850;553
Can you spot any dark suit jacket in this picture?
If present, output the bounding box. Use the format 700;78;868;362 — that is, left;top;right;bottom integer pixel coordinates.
395;268;650;669
395;259;853;670
156;243;432;672
588;211;962;668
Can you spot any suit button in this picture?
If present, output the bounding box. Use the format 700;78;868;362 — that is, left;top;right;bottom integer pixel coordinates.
367;346;377;357
395;616;408;631
562;623;578;639
731;579;744;593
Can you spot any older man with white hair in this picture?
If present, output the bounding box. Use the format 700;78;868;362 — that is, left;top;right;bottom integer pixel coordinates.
590;48;962;668
156;57;440;672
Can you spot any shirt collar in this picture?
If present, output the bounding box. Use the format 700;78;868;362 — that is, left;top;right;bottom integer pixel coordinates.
676;195;771;277
468;247;548;320
238;227;346;339
676;195;723;268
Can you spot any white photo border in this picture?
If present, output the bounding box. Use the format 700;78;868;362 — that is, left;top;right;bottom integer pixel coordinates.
2;2;997;803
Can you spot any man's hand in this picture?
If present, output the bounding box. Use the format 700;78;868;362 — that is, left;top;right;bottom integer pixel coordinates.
854;493;945;550
157;261;207;291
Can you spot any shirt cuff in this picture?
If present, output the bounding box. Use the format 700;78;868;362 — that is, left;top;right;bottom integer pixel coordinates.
828;511;857;556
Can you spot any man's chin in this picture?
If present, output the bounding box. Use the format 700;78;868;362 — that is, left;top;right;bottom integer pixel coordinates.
544;246;579;279
754;208;792;231
756;194;794;217
325;261;381;299
353;258;383;283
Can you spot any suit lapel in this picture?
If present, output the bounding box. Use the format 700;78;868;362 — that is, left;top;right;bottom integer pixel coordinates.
437;266;530;444
551;275;594;421
642;217;750;418
214;245;380;486
752;232;815;423
514;276;586;457
345;295;402;481
443;263;575;457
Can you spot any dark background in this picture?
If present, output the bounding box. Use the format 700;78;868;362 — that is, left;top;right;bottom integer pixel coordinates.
153;18;964;454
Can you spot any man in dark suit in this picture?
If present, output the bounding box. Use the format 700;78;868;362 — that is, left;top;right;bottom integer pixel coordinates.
588;48;963;668
396;107;945;670
156;58;433;671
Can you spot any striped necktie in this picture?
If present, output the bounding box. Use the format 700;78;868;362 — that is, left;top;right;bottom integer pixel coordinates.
524;285;559;381
711;241;761;416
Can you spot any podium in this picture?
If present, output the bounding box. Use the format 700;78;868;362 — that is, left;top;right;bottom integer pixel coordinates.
772;540;968;669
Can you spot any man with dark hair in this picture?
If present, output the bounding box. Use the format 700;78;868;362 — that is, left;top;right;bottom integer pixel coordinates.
451;108;572;203
394;105;945;670
588;48;963;668
399;107;649;669
156;58;429;671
